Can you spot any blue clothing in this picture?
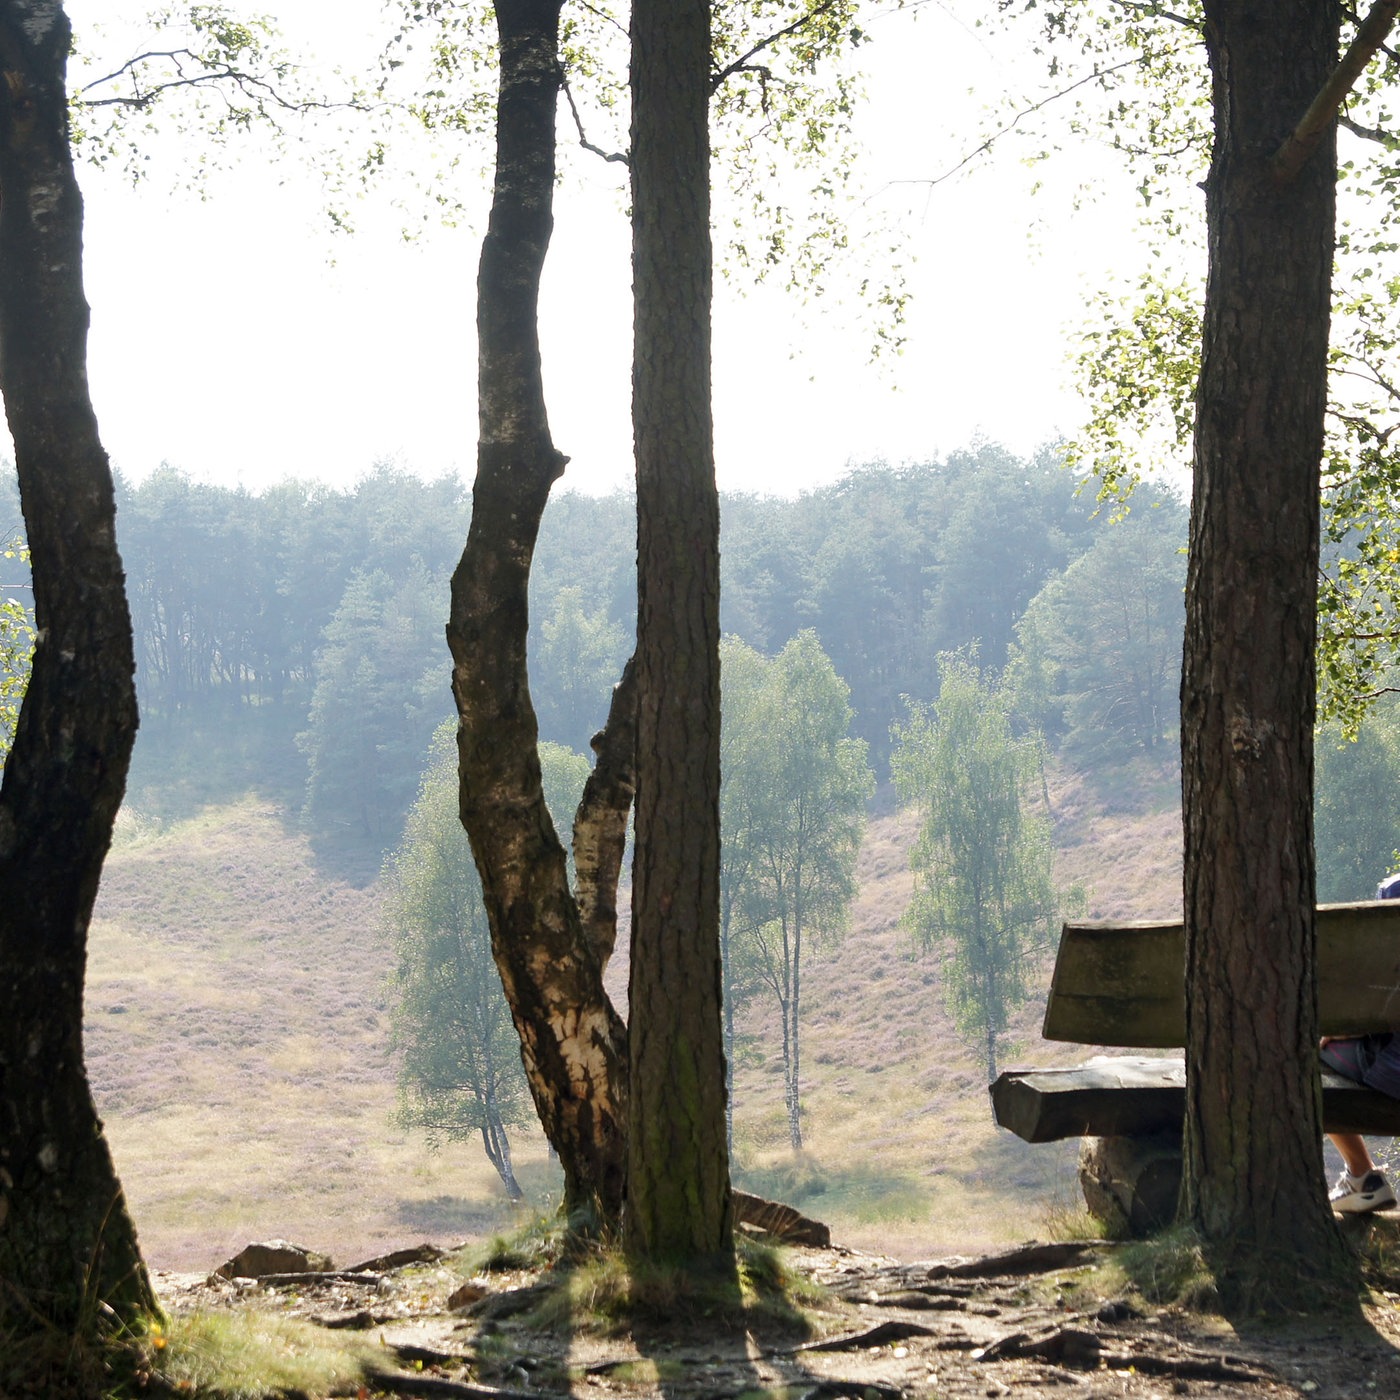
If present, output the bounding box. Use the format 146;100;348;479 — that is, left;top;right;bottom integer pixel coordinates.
1321;1034;1400;1100
1322;875;1400;1098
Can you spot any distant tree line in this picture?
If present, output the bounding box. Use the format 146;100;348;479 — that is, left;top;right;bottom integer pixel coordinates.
9;452;1393;902
0;450;1186;850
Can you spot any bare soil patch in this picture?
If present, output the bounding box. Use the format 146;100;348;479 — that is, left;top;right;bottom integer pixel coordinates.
155;1233;1400;1399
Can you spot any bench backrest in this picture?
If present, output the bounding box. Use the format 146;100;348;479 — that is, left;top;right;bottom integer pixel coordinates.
1043;900;1400;1047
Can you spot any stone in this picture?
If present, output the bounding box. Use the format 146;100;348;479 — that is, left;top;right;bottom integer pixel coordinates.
213;1239;333;1280
447;1282;489;1311
733;1189;831;1247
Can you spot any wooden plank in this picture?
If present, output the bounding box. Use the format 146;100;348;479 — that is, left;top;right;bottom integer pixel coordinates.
991;1055;1400;1143
1042;901;1400;1047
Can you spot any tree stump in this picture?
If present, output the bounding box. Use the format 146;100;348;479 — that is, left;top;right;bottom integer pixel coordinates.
1078;1133;1182;1237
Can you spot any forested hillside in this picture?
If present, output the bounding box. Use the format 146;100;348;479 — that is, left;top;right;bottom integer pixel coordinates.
6;445;1393;1265
1;446;1195;854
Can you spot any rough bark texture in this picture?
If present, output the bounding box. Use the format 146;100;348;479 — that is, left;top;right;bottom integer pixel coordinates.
625;0;734;1264
447;0;628;1229
0;0;158;1332
572;656;638;972
1181;0;1351;1292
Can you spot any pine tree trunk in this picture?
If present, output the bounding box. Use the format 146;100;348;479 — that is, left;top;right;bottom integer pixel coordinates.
1180;0;1353;1296
0;0;157;1334
625;0;734;1265
448;0;629;1230
722;904;736;1159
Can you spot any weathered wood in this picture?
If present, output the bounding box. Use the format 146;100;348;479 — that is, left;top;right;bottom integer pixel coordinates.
1079;1133;1182;1236
992;1054;1400;1143
1043;902;1400;1047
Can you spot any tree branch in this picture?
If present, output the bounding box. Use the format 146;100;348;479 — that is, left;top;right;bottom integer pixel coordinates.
559;70;628;165
892;48;1172;191
1106;0;1200;29
78;48;358;116
710;0;845;94
1273;0;1400;185
1339;112;1399;145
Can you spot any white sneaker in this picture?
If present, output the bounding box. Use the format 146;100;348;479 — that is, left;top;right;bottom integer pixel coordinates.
1330;1170;1397;1214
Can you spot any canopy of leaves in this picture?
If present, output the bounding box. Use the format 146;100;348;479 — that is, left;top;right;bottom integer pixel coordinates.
719;629;873;1146
891;651;1078;1079
0;536;34;761
982;0;1400;728
1011;490;1187;767
383;720;533;1180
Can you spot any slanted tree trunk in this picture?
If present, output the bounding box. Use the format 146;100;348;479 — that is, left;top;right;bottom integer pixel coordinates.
481;1101;524;1202
1180;0;1352;1297
0;0;158;1334
625;0;734;1264
447;0;630;1230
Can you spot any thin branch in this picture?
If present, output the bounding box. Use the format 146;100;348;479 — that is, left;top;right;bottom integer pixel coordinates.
1273;0;1400;185
886;49;1164;191
559;70;628;164
1105;0;1200;29
79;50;356;116
576;0;628;41
78;48;372;119
710;0;845;94
1339;112;1400;146
1342;3;1400;63
1333;349;1400;405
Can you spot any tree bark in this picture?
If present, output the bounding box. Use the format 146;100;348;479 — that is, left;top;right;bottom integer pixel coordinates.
0;0;158;1333
447;0;628;1230
572;656;637;972
625;0;734;1263
1180;0;1353;1297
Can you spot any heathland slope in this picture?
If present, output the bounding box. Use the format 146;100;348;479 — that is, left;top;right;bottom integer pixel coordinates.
87;765;1182;1271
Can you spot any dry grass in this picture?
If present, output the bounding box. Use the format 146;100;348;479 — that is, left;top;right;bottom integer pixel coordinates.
88;798;556;1270
88;762;1184;1273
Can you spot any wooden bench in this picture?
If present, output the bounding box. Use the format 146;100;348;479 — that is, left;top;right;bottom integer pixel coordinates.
990;902;1400;1229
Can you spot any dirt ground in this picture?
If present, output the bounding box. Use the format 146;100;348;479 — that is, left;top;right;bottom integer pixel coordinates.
155;1229;1400;1400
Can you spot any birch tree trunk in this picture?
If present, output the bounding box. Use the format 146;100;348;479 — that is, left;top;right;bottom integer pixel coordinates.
447;0;630;1229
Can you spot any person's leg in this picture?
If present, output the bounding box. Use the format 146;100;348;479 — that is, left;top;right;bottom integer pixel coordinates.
1327;1133;1396;1212
1320;1041;1396;1211
1330;1133;1376;1178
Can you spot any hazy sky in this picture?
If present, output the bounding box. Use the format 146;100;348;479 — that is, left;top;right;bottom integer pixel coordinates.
59;1;1157;500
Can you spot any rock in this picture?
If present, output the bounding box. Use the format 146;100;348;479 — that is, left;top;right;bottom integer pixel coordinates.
447;1281;489;1311
213;1239;333;1280
733;1189;832;1247
346;1244;445;1273
1078;1134;1182;1238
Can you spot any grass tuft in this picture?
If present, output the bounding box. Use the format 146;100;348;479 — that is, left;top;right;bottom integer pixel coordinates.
458;1212;572;1275
1039;1189;1121;1244
149;1310;377;1399
492;1235;824;1339
1097;1226;1220;1311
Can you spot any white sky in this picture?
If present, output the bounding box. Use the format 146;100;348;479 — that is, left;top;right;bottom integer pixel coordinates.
59;0;1159;500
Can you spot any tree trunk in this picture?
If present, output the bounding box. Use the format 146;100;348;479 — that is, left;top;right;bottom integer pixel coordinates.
789;916;804;1150
625;0;734;1265
447;0;629;1231
722;903;736;1159
1180;0;1353;1298
481;1106;524;1203
0;0;158;1334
